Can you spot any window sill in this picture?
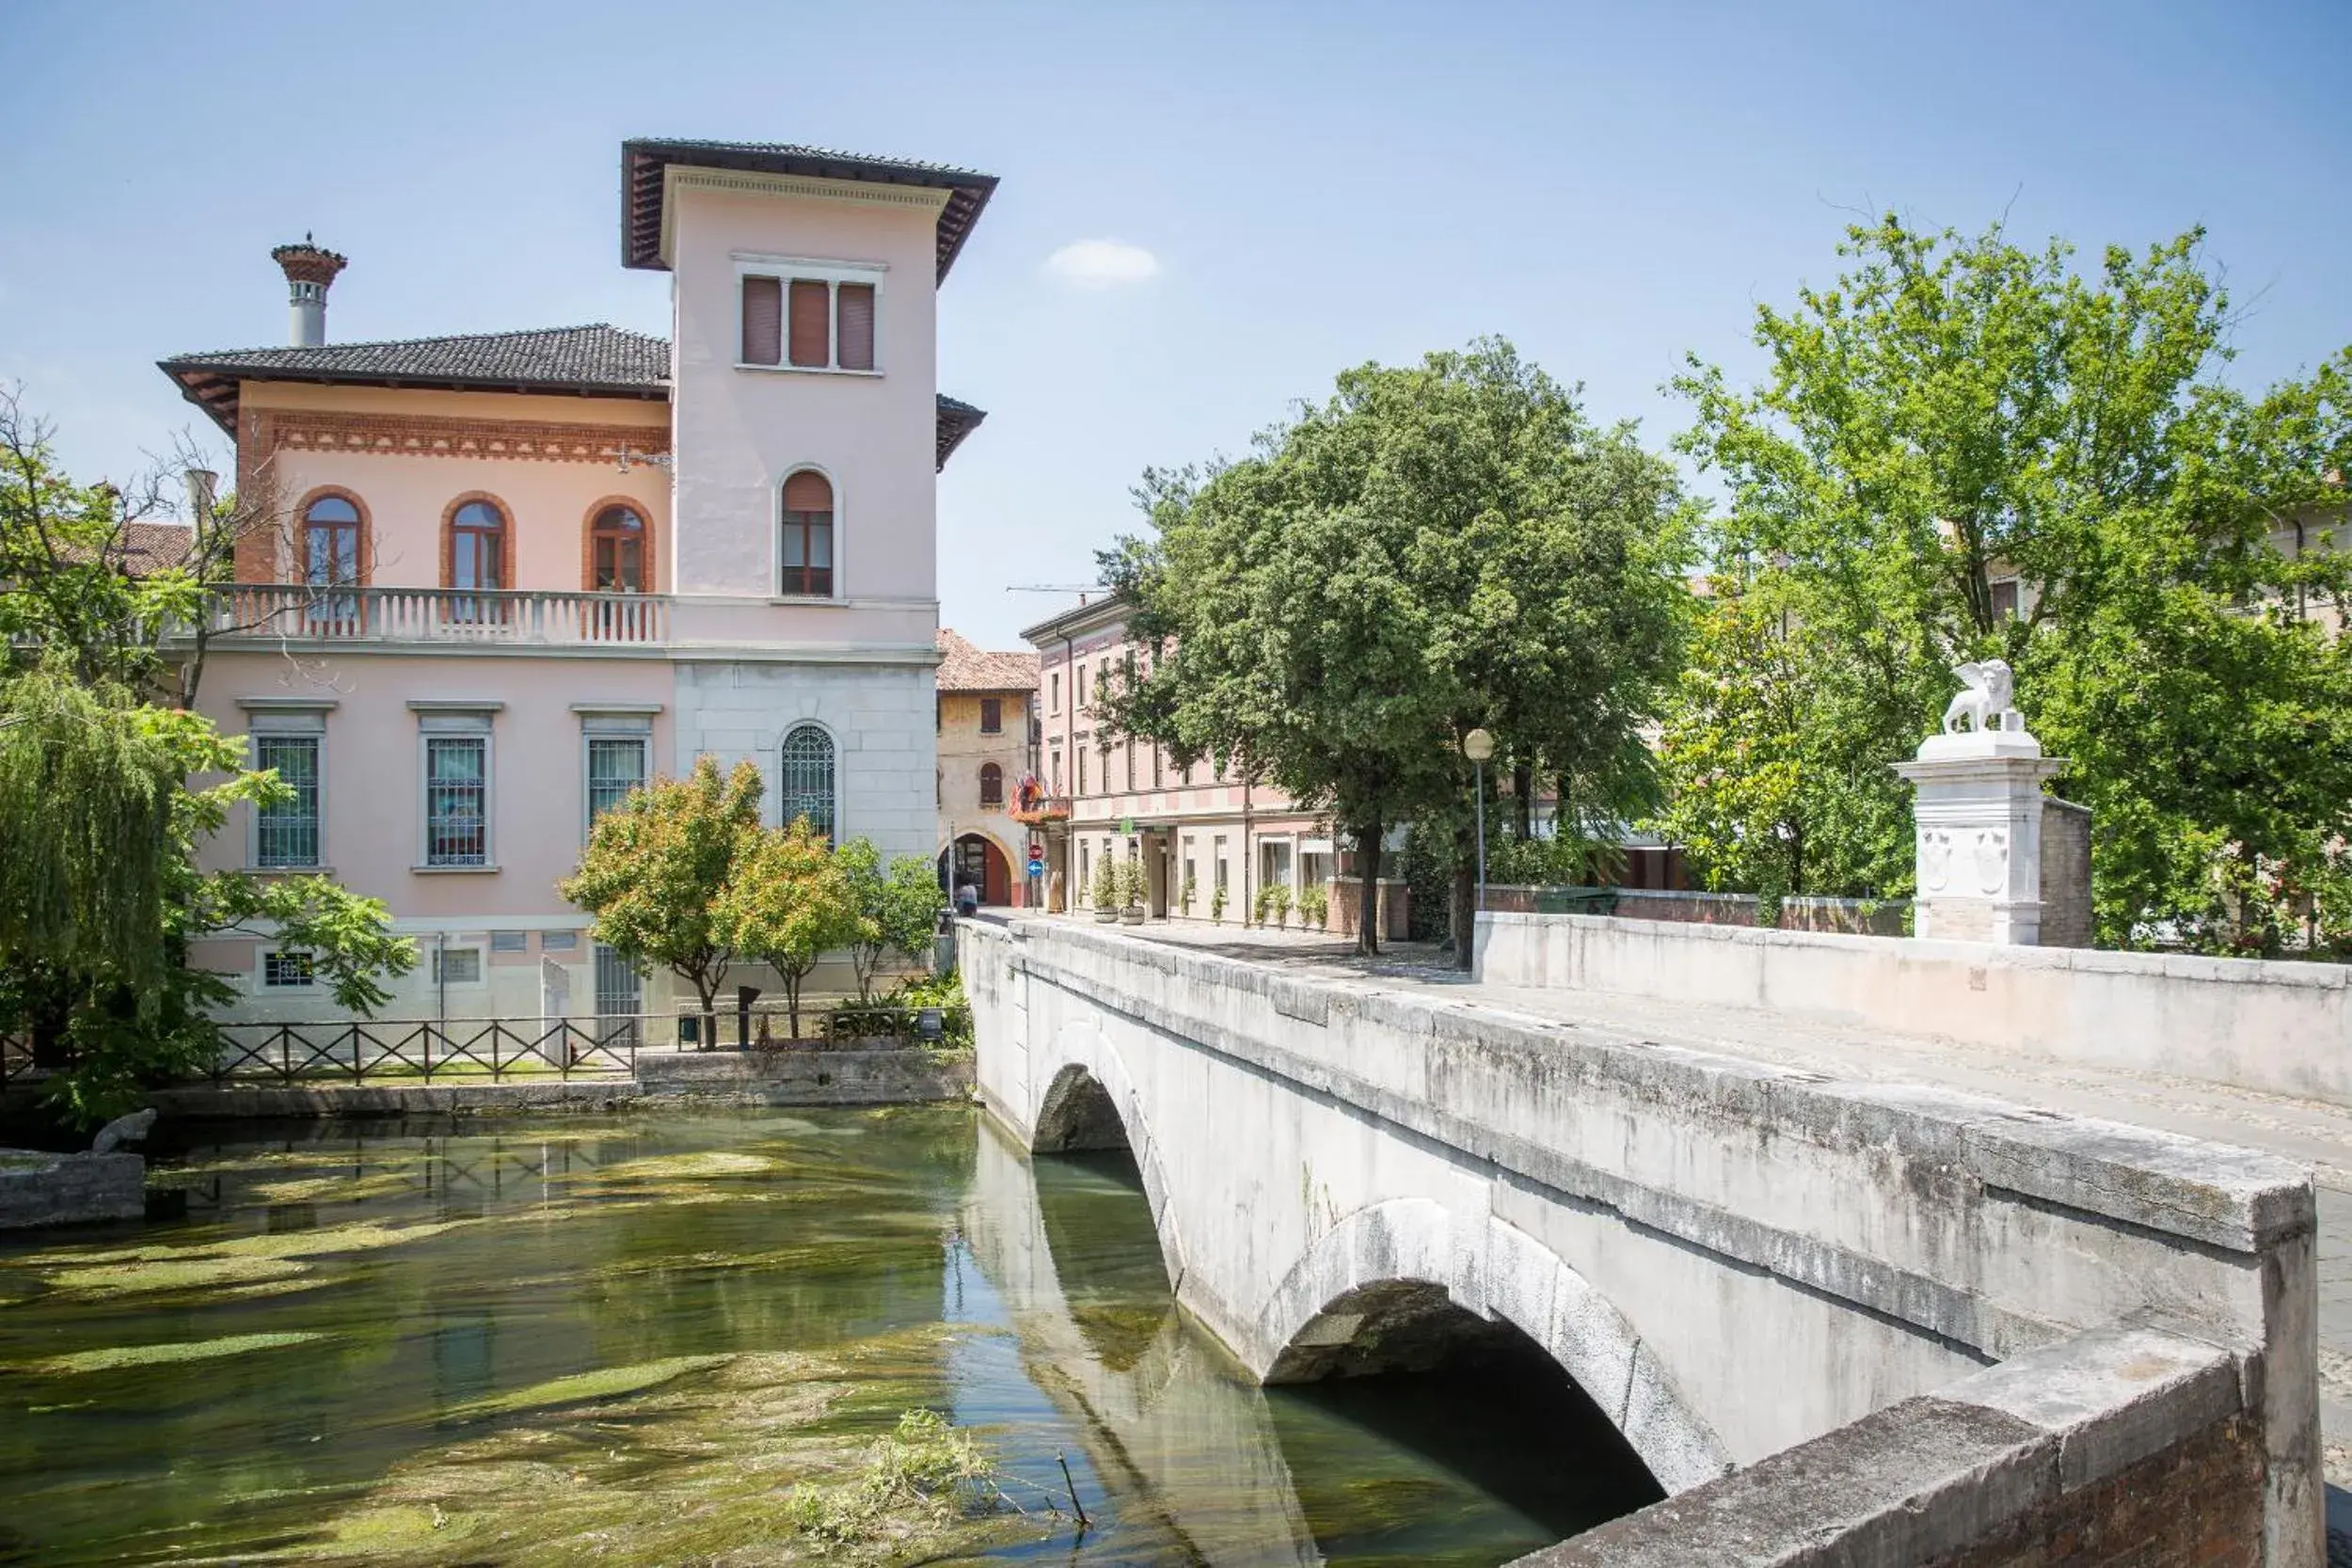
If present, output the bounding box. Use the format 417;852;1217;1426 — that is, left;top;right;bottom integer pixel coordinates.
769;595;846;608
412;863;501;875
245;864;336;877
734;362;883;379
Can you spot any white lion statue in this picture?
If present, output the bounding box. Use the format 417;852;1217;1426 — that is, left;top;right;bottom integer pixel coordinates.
1941;658;2014;735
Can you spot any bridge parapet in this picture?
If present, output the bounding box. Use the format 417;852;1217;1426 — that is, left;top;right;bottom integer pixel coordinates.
962;916;2321;1564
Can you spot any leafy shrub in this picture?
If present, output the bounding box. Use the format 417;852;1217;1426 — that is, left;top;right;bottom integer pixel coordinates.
1298;884;1328;929
1089;853;1120;911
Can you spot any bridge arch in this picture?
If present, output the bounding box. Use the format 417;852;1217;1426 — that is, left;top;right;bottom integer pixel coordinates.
1253;1197;1733;1495
1025;1022;1186;1296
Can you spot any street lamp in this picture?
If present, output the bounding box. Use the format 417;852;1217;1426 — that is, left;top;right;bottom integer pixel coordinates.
1462;728;1495;931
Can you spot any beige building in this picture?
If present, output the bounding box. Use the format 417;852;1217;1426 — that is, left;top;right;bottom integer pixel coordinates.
935;629;1039;907
1021;597;1406;936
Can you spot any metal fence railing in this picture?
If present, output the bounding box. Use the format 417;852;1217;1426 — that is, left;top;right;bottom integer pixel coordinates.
207;1015;642;1085
673;1003;966;1051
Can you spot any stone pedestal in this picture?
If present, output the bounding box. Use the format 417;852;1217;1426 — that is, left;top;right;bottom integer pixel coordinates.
1894;727;2067;945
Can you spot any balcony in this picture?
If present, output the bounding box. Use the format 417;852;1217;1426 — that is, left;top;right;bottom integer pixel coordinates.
206;585;671;648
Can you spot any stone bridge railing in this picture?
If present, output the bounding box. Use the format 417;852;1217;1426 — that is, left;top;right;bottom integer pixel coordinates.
963;916;2323;1565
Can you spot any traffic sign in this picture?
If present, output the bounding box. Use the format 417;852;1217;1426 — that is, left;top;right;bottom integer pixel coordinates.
1026;858;1045;878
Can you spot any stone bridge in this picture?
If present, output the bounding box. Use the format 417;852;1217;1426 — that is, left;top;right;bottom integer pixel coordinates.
961;916;2323;1566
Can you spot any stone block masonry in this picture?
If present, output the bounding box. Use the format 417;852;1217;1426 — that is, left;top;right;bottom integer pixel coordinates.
966;916;2323;1563
0;1149;145;1228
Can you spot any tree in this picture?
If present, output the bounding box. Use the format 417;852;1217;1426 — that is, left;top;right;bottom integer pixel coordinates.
0;393;412;1125
715;819;860;1038
559;757;764;1040
835;838;945;1001
1101;338;1692;958
1671;215;2352;948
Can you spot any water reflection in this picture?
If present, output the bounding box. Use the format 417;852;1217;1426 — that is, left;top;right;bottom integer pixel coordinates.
0;1108;1654;1565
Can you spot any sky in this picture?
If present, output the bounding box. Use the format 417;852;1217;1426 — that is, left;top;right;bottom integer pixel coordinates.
6;0;2349;650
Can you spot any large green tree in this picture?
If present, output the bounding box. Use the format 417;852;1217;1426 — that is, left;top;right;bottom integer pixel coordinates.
834;838;946;1002
1667;217;2352;948
559;755;765;1042
716;818;861;1038
0;389;412;1124
1101;339;1692;958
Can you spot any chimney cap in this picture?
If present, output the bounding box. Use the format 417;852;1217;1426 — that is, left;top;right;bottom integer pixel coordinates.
271;234;347;288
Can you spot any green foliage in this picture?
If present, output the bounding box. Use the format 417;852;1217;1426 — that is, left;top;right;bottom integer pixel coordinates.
1102;337;1692;955
1089;852;1120;911
1667;215;2352;948
0;398;413;1124
714;818;859;1037
834;839;946;1001
1297;883;1328;928
1179;871;1197;912
1208;880;1227;923
1255;882;1293;927
784;1408;1003;1548
830;973;973;1049
1118;855;1148;910
559;757;763;1026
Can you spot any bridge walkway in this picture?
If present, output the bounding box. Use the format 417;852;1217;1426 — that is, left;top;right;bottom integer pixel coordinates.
1018;914;2352;1513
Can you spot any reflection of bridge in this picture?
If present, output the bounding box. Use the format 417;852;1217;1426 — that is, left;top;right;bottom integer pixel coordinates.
958;1119;1321;1563
962;916;2324;1565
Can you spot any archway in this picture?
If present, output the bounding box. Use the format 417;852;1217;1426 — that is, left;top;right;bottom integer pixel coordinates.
944;832;1012;907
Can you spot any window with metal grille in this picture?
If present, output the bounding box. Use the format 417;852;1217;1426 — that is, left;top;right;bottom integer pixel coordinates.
541;930;580;953
491;930;529;953
434;946;483;985
780;724;835;840
595;942;642;1018
254;734;320;867
262;950;314;988
779;470;834;596
425;736;488;865
586;736;647;826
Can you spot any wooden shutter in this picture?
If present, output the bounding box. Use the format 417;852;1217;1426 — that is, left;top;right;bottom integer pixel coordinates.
788;279;830;367
740;277;781;365
783;470;832;512
835;283;875;370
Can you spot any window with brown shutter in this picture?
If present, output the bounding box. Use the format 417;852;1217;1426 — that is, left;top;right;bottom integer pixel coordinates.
780;469;834;596
979;763;1003;807
836;283;875;370
741;277;781;366
788;280;830;368
979;697;1002;735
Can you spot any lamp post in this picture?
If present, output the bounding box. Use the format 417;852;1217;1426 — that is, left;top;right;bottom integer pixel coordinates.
1463;728;1495;941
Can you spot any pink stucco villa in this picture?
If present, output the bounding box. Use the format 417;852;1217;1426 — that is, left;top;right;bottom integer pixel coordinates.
164;139;993;1023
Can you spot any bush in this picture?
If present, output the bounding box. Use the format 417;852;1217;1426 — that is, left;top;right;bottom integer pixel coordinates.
1210;882;1227;922
1179;871;1198;913
1120;857;1148;909
1089;853;1119;911
1256;883;1292;927
1298;884;1328;929
823;972;972;1048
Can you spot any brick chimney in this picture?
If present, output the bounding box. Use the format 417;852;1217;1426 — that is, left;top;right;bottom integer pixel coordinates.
270;235;347;348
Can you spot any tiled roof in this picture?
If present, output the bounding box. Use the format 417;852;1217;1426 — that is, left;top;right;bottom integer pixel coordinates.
159;324;670;432
622;139;997;281
935;395;987;471
936;628;1039;692
56;521;194;577
157;327;988;469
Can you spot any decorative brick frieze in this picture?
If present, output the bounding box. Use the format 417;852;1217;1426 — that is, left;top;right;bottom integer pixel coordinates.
253;409;669;467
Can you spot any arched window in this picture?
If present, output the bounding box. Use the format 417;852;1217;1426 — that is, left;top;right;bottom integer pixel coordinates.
978;762;1004;807
589;504;647;593
780;724;836;840
449;499;505;591
303;493;361;588
780;470;834;596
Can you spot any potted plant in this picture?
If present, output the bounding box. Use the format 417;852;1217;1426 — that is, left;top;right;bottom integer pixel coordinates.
1090;855;1120;923
1179;871;1198;917
1270;883;1293;929
1210;881;1227;924
1299;883;1328;931
1119;858;1148;925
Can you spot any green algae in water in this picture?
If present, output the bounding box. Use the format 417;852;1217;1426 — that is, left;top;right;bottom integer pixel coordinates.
21;1330;330;1377
589;1149;778;1181
443;1354;734;1420
37;1253;311;1298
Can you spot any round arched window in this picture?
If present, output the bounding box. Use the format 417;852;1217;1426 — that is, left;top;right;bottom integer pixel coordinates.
780;724;836;840
449;499;505;592
304;494;361;587
780;471;834;596
591;504;646;593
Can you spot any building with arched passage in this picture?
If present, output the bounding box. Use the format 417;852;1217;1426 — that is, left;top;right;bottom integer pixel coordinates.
159;139;995;1026
934;628;1037;907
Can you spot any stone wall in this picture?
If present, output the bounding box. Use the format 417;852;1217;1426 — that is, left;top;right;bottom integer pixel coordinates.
2041;797;2095;949
965;917;2321;1560
1478;908;2352;1107
633;1047;971;1106
1514;1323;2275;1567
0;1149;145;1227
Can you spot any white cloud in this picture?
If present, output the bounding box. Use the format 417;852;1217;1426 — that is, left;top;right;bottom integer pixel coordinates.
1043;239;1161;290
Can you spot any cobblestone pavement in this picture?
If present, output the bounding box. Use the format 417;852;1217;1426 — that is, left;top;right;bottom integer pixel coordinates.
1031;915;2352;1543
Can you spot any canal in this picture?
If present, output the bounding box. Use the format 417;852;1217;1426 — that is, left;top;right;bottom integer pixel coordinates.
0;1106;1658;1564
